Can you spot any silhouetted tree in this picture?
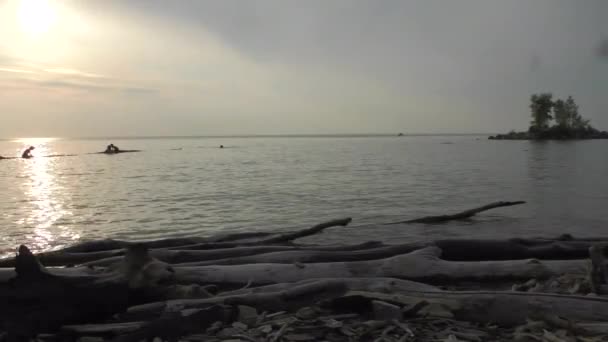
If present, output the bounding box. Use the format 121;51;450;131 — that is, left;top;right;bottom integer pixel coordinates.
564;96;588;129
492;93;606;140
529;93;553;130
553;99;569;128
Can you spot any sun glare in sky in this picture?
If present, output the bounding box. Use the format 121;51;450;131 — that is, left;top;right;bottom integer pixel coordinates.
18;0;56;36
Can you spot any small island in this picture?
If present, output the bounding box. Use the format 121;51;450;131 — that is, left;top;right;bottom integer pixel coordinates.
490;93;608;140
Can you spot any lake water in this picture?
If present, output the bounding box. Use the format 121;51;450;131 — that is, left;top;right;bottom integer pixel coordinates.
1;135;607;257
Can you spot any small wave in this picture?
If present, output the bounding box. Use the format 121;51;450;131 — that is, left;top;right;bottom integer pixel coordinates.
43;154;77;158
124;175;147;179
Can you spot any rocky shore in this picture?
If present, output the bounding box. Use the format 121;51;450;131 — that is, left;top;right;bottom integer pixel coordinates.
2;203;608;341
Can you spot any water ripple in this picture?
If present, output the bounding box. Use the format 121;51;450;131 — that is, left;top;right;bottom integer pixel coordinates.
1;137;607;256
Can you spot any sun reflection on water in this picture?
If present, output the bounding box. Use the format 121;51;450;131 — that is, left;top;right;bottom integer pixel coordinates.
16;138;79;253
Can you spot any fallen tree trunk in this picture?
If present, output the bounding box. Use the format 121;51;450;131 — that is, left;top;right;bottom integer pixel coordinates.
60;305;234;342
61;321;146;338
123;279;350;320
0;246;131;339
83;241;384;268
60;237;208;254
124;278;608;328
173;238;595;266
174;243;429;266
0;244;187;339
2;236;594;269
218;277;440;297
171;247;587;287
339;289;608;327
56;218;352;255
433;238;593;261
0;248;126;268
260;217;352;243
387;201;526;224
169;239;382;251
170;217;353;250
0;266;99;283
6;242;586;289
201;231;275;243
0;218;358;268
2;237;593;270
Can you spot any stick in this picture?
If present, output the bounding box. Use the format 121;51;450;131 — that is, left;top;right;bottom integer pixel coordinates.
386;201;526;224
261;218;352;244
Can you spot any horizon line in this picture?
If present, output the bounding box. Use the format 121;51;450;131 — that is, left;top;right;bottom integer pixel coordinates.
0;133;491;140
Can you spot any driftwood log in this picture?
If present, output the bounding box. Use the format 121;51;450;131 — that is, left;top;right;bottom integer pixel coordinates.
170;246;587;287
173;238;594;266
1;245;587;289
387;201;526;224
3;211;602;269
5;245;587;287
123;278;608;327
59;218;352;254
0;241;382;268
122;278;432;321
60;305;234;342
4;215;608;341
338;289;608;326
1;246;130;340
1;237;597;269
84;241;381;268
1;244;190;339
0;218;355;268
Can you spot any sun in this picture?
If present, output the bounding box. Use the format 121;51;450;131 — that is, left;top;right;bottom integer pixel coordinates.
18;0;56;36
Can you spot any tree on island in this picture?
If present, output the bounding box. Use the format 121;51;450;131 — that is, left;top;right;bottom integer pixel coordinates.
553;96;588;130
529;93;554;130
490;93;607;140
552;98;569;128
564;96;589;130
528;94;599;138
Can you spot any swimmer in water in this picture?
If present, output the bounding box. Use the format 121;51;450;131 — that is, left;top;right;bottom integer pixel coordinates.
105;144;120;153
21;146;35;159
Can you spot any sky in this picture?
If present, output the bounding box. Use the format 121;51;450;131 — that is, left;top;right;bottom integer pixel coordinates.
0;0;606;137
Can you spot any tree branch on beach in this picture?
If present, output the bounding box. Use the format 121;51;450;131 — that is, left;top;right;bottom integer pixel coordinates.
385;201;526;224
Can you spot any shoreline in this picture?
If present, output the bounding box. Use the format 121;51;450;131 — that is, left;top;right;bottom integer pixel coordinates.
2;211;608;341
489;128;608;141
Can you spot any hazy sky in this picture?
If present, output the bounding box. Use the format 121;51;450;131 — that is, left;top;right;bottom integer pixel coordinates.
0;0;606;137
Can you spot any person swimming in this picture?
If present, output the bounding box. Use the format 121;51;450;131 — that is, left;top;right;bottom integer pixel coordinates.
105;144;120;153
21;146;35;159
220;145;224;148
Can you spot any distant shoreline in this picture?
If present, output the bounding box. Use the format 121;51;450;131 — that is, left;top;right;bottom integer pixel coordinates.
489;129;608;141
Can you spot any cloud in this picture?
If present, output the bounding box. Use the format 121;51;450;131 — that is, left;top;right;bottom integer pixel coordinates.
36;80;157;94
0;57;157;95
42;67;105;79
0;66;34;74
2;0;608;136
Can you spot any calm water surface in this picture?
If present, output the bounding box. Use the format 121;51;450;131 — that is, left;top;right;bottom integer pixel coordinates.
1;136;607;256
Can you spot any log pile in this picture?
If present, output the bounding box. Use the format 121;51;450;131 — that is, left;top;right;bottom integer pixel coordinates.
2;209;608;341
